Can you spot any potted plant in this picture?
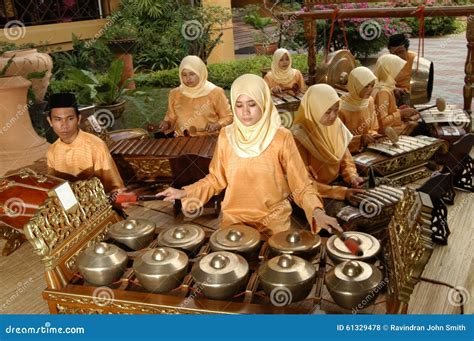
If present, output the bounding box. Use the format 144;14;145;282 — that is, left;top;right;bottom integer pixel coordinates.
64;59;132;126
102;22;138;54
101;22;138;89
242;6;278;55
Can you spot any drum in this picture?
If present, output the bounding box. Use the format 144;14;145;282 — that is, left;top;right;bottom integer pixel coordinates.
0;168;64;255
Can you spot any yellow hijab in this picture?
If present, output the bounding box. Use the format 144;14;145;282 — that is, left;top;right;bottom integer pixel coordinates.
178;55;216;98
292;84;353;163
226;74;281;158
267;48;296;85
341;66;377;111
373;54;406;93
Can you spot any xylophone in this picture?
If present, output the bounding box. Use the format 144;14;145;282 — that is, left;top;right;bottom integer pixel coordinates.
336;185;405;234
272;92;304;128
109;135;218;185
352;135;448;185
420;105;471;144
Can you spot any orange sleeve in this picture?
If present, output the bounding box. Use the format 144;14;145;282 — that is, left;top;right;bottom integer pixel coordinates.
340;149;359;184
93;141;125;192
182;132;227;210
213;88;233;127
264;73;278;90
374;90;401;132
281;132;323;224
163;89;178;127
294;70;306;92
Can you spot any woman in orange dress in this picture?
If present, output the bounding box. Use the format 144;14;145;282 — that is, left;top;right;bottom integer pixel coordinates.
158;74;341;237
159;55;233;136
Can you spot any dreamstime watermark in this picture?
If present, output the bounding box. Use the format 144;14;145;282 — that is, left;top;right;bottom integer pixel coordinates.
447;286;470;307
439;15;473;50
92;286;115;307
359;198;382;218
181;20;204;41
358;20;382;41
0;277;34;312
182;197;204;219
180;101;212;133
3;197;27;218
85;11;122;48
173;278;210;313
0;103;31;136
93;109;115;130
277;109;293;128
352;276;388;314
270;286;293;307
3;20;26;41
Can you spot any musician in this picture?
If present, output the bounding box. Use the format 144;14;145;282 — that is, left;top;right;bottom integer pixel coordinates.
291;84;365;215
388;33;417;105
264;48;306;95
46;93;125;193
159;55;233;136
158;74;341;236
339;66;380;153
372;54;420;136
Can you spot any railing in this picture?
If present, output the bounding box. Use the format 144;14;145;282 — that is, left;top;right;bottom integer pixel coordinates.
0;0;103;27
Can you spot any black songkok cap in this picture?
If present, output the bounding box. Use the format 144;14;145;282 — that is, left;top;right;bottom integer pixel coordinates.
388;33;409;48
49;93;78;109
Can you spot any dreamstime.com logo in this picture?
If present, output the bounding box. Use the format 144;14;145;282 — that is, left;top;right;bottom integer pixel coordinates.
182;197;204;219
358;198;382;218
93;109;115;130
92;286;115;307
3;20;26;41
269;286;293;307
3;197;26;217
358;20;382;41
447;286;470;307
181;20;203;41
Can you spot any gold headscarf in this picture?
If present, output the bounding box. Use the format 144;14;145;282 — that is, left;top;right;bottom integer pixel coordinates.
292;84;353;163
226;74;281;158
373;54;406;93
341;66;377;111
178;55;216;98
267;48;296;85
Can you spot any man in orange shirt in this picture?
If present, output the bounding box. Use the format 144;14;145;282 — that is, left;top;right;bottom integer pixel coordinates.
46;93;124;194
388;33;417;106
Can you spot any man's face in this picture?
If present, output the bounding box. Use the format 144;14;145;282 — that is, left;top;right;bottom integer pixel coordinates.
47;108;80;143
389;45;408;61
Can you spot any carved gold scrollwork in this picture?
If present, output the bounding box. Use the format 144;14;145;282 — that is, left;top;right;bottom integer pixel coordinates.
387;188;434;305
24;178;115;269
126;158;173;179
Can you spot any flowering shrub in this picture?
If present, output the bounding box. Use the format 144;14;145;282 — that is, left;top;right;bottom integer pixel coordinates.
312;2;412;59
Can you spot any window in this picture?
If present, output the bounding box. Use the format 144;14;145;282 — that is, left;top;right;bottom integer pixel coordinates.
1;0;103;27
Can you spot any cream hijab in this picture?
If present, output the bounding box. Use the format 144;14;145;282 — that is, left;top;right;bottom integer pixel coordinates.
373;54;406;93
226;74;281;158
267;48;296;85
178;55;216;98
341;66;377;111
292;84;353;163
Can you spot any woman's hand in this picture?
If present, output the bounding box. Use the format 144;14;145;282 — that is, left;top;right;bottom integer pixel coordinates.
271;86;283;94
400;107;419;121
156;187;186;201
345;188;366;205
311;208;343;234
350;176;365;188
205;122;221;133
361;133;376;146
159;120;171;132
